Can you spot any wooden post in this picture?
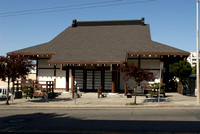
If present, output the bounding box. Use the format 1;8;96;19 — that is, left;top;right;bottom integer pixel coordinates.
111;65;117;93
83;69;86;92
101;69;105;92
46;81;48;93
71;69;75;98
54;78;56;89
17;80;19;91
124;83;127;96
54;64;56;76
36;58;39;81
66;68;69;92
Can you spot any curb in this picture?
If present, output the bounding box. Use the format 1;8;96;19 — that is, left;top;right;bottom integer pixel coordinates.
1;104;200;109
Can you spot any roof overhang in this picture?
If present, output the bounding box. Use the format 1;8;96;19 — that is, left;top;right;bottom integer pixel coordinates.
127;52;190;57
7;52;56;56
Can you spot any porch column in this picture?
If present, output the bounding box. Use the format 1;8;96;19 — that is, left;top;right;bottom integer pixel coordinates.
83;69;86;92
36;58;39;81
111;65;117;93
65;68;69;92
71;69;75;98
101;68;105;92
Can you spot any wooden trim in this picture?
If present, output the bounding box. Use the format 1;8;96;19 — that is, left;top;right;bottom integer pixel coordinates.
38;68;60;69
48;61;123;65
66;68;69;92
101;69;105;92
83;70;86;92
54;88;67;90
138;55;141;67
7;52;56;56
128;57;160;60
63;66;110;70
54;78;56;89
127;52;190;56
37;58;51;59
92;71;95;90
54;65;56;76
71;69;75;98
112;71;115;93
36;58;38;81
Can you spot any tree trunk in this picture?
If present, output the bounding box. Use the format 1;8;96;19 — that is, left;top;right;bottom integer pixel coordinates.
6;78;10;105
134;83;138;104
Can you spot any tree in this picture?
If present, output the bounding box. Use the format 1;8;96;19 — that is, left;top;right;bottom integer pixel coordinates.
169;60;192;86
0;54;33;105
116;62;155;104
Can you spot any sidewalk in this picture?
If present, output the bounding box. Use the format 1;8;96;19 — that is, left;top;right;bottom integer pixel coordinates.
0;92;199;109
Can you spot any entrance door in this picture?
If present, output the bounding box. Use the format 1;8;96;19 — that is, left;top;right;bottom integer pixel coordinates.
86;70;101;92
74;69;112;92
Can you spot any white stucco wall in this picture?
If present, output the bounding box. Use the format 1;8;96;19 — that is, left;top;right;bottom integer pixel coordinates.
120;59;161;90
38;59;66;89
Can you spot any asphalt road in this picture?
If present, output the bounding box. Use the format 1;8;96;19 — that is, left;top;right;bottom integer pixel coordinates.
0;108;200;134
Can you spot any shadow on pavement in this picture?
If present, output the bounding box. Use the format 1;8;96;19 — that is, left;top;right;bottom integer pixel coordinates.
0;112;200;134
143;98;170;103
27;98;72;103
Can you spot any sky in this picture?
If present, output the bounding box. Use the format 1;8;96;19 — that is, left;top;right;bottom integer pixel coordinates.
0;0;197;56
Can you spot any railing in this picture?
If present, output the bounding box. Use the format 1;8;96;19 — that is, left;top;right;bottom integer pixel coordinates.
13;80;54;97
124;82;151;96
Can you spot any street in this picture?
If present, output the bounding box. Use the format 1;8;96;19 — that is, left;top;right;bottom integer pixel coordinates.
0;108;200;133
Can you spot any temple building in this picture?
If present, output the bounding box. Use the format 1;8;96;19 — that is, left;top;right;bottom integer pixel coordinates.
8;18;190;93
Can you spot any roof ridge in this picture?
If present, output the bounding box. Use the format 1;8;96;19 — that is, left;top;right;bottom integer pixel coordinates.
72;18;145;27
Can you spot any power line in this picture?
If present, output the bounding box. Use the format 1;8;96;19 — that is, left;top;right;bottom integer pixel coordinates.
0;0;156;17
0;0;121;15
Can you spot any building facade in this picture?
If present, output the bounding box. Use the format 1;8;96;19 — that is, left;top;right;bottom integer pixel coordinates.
8;18;190;93
187;52;200;67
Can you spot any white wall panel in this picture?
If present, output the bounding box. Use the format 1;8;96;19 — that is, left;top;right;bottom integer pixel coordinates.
56;70;66;89
38;59;53;68
38;69;55;82
141;59;160;69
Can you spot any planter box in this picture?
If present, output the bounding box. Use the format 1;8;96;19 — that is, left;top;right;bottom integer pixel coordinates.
15;91;22;99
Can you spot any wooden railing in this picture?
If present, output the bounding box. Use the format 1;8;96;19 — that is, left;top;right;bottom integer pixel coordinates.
124;82;151;96
13;80;54;97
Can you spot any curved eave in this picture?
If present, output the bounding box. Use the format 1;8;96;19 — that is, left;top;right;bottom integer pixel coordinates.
127;52;190;56
7;52;56;56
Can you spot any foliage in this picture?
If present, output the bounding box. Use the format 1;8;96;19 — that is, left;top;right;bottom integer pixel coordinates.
0;54;33;104
169;60;192;86
0;54;33;82
116;62;155;83
22;85;33;99
150;92;158;97
126;102;138;105
150;83;165;90
191;60;200;74
116;62;155;104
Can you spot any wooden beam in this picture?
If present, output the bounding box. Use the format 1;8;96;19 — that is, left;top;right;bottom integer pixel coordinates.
66;68;69;92
83;70;86;92
112;71;115;93
111;65;117;93
71;69;75;98
101;69;105;92
36;58;39;81
54;65;56;76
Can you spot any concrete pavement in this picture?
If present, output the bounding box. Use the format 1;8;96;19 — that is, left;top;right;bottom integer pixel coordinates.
0;92;199;108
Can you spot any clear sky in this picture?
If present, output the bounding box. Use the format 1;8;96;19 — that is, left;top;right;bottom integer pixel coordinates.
0;0;197;56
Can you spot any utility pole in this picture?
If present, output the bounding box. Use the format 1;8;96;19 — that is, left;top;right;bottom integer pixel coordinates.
197;0;200;105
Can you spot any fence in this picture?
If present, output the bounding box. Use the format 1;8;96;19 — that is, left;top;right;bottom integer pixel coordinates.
13;80;54;97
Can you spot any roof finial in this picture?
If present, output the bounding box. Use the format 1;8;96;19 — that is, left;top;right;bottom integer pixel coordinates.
141;17;145;25
72;19;77;27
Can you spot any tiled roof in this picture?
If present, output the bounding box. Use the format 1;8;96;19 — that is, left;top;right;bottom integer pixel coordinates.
8;18;189;64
